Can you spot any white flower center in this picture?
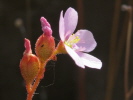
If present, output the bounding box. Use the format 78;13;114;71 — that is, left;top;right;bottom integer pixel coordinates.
64;34;80;48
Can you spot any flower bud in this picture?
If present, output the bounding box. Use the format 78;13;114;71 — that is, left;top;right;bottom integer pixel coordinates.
20;39;40;85
35;17;55;63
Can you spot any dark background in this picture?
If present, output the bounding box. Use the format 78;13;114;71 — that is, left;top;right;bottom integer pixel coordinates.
0;0;132;100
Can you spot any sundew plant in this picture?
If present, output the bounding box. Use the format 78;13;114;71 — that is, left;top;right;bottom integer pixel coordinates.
19;7;102;100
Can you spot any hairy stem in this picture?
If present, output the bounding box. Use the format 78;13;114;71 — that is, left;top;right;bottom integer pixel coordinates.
26;62;46;100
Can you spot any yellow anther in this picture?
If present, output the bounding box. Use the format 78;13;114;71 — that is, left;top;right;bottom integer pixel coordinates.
65;34;80;48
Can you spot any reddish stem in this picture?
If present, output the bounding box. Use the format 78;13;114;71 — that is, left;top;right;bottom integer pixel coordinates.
26;62;46;100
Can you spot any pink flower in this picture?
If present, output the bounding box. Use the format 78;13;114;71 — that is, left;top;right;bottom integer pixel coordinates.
59;7;102;69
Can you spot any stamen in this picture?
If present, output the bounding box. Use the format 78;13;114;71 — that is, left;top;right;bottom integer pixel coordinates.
65;34;80;48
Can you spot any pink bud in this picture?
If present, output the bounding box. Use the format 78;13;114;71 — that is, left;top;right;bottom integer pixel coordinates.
24;38;32;54
35;17;55;63
42;26;52;36
40;17;52;36
20;39;40;87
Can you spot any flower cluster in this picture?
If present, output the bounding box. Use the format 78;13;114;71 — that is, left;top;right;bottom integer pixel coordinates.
19;7;102;100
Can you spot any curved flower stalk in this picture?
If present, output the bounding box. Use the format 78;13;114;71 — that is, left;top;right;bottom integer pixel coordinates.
56;7;102;69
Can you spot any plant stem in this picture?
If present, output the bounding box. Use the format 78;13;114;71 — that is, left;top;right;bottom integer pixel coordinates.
26;62;46;100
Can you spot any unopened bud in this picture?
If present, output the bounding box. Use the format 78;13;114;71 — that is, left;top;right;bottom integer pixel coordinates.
35;33;55;63
20;39;40;85
35;17;55;63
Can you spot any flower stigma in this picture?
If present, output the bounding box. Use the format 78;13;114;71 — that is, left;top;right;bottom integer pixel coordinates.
64;34;80;48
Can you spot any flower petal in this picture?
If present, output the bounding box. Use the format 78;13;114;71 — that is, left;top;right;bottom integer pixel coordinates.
64;7;78;38
59;11;65;41
75;30;97;52
64;44;85;68
77;52;102;69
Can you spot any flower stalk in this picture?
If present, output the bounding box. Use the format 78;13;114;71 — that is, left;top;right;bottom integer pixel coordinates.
26;62;47;100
